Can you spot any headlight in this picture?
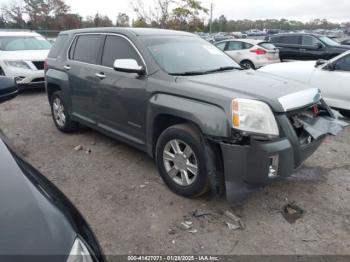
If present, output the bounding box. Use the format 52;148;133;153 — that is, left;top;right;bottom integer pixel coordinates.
232;98;279;137
67;237;93;262
3;60;31;70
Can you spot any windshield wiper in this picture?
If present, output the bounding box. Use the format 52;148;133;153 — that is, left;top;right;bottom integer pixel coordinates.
169;66;241;76
205;66;242;73
169;71;207;76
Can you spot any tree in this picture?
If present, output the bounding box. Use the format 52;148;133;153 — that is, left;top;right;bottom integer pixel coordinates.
116;12;129;27
1;1;26;28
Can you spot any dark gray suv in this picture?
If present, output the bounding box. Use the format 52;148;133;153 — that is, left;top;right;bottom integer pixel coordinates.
45;28;345;200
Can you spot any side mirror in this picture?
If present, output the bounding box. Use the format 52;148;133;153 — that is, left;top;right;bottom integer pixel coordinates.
315;59;327;67
316;42;323;49
0;77;18;104
113;59;146;75
325;62;335;71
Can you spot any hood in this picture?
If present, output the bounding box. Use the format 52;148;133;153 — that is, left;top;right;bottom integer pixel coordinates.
177;70;316;112
335;44;350;50
0;138;75;255
258;61;316;83
0;50;49;61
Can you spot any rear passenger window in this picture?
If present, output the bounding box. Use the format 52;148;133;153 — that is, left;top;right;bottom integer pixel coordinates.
270;36;280;43
101;35;142;67
281;35;300;45
48;34;68;58
227;41;244;50
72;34;102;64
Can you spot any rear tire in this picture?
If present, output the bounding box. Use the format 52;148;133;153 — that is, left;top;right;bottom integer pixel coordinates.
50;91;79;132
240;60;255;70
155;124;209;198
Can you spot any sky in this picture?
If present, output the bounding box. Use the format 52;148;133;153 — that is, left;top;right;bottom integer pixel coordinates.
2;0;350;23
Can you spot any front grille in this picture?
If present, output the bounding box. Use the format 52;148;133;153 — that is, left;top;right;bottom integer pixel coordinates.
31;77;45;83
32;61;44;70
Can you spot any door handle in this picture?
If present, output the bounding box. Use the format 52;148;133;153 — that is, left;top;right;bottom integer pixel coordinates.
95;72;106;79
63;65;70;70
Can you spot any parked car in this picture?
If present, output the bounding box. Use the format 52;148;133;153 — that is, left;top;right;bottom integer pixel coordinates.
259;50;350;111
215;39;280;69
0;30;51;89
269;33;350;61
0;77;104;261
46;28;345;200
341;39;350;46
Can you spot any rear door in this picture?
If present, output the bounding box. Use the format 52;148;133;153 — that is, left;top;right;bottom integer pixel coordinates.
300;35;326;60
271;35;301;60
225;41;252;63
66;34;104;124
93;34;148;145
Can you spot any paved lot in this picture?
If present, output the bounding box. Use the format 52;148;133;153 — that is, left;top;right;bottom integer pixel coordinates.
0;90;350;256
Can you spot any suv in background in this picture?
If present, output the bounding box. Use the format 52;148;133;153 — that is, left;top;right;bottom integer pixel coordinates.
0;30;51;89
270;33;350;60
45;28;345;200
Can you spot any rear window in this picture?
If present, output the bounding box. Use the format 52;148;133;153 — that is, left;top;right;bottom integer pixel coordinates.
48;34;68;58
270;35;300;45
72;34;102;64
259;42;276;50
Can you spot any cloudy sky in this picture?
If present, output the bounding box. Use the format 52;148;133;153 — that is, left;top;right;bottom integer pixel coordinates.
2;0;350;23
63;0;349;22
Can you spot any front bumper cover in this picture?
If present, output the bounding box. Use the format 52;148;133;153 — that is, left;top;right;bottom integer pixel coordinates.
220;112;347;201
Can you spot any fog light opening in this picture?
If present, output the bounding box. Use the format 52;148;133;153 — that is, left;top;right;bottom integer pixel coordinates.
268;155;279;179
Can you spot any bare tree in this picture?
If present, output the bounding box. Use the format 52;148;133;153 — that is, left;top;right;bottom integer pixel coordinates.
116;12;130;27
1;0;26;27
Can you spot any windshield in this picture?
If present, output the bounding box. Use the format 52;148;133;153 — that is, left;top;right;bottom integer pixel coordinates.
144;36;240;75
319;36;340;46
0;36;51;51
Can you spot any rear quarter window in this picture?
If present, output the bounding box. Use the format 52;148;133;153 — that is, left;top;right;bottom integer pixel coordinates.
48;34;68;58
259;42;276;50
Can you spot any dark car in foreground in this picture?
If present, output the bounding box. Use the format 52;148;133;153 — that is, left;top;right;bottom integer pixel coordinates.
46;28;346;200
341;39;350;46
0;78;104;261
270;33;350;60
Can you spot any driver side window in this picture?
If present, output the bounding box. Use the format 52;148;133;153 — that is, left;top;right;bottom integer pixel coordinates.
302;36;322;47
334;55;350;72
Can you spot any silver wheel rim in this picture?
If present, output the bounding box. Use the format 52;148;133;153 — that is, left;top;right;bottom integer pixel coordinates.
52;97;66;128
163;139;198;186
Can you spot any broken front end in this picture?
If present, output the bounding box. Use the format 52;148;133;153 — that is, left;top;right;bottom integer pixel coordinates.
219;92;347;200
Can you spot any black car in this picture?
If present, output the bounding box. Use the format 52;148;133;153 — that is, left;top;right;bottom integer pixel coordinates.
269;33;350;60
341;39;350;46
0;77;104;261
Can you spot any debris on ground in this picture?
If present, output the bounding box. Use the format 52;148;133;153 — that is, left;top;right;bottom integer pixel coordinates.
225;210;240;222
168;228;176;235
192;209;213;218
226;222;240;230
282;202;304;224
74;145;83;151
224;210;245;230
85;148;92;154
139;184;146;188
179;222;192;230
188;229;198;234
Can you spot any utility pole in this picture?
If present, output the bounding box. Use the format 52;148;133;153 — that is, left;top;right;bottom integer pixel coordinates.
209;3;213;34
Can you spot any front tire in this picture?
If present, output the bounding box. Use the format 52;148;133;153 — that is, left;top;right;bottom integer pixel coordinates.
155;124;209;198
50;91;79;132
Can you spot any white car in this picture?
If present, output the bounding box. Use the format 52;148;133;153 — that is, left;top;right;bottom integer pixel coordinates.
215;39;280;69
0;30;51;89
259;50;350;111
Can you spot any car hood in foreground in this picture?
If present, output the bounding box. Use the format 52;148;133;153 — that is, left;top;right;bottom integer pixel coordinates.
0;50;49;61
177;69;318;112
258;61;316;83
0;132;103;260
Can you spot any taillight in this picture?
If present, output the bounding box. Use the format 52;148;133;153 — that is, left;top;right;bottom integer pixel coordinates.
250;48;267;55
44;58;48;71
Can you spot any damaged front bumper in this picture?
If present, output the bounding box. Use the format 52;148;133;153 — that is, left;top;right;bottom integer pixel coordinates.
220;103;348;201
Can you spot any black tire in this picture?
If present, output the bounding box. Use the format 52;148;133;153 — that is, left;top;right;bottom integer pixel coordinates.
240;60;255;70
50;91;79;132
155;124;209;198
